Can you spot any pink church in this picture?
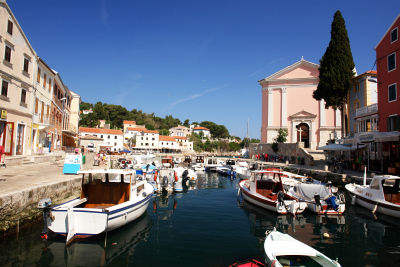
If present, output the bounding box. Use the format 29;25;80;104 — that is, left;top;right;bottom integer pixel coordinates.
259;58;341;150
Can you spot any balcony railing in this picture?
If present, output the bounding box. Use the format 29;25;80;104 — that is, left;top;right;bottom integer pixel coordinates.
63;123;78;134
32;113;51;126
355;103;378;117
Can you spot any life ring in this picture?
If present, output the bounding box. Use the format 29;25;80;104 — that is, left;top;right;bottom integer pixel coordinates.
154;171;158;182
174;171;178;182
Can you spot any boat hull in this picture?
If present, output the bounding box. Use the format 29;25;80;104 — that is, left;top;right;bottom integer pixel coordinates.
346;184;400;218
48;191;153;238
239;181;306;215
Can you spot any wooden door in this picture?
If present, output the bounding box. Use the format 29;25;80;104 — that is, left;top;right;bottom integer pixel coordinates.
16;124;25;155
2;122;14;155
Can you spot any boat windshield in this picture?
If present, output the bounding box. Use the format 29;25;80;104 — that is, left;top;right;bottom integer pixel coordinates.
276;254;338;267
82;173;133;184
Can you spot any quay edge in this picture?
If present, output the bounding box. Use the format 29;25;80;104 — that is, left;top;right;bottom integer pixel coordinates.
0;177;81;235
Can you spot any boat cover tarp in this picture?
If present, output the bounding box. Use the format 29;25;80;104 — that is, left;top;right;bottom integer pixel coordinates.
295;184;330;200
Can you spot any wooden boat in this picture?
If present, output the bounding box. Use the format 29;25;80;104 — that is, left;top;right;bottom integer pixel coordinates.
345;175;400;218
238;170;307;215
264;228;341;267
41;169;154;244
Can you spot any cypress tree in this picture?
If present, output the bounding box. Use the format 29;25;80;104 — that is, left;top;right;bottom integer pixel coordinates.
313;10;355;136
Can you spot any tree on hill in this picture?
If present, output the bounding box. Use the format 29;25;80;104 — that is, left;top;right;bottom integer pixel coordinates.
200;121;229;138
313;10;355;136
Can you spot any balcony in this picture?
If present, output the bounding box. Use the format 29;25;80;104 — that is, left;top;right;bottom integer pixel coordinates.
355;103;378;117
62;123;78;135
32;113;52;129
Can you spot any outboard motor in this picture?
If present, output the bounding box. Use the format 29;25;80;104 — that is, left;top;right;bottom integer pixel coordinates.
314;194;321;207
326;196;339;211
182;170;189;185
38;198;52;240
277;191;285;206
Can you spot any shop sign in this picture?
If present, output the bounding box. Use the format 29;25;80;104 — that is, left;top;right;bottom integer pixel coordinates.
0;109;7;120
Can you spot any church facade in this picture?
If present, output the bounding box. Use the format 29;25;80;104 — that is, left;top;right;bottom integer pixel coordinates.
259;58;341;149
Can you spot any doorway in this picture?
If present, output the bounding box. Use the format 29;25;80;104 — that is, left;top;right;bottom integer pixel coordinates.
296;123;310;148
16;124;25;155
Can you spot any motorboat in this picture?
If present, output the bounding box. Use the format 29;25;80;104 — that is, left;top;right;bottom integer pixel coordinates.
38;169;154;245
205;157;224;172
217;165;236;177
235;161;250;179
264;228;341;267
286;182;346;215
238;170;307;215
345;175;400;218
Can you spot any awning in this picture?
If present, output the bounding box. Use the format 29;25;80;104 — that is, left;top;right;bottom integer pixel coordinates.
317;144;353;151
375;131;400;142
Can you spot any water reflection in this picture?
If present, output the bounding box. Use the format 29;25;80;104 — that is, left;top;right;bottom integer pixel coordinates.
239;196;400;267
38;213;152;266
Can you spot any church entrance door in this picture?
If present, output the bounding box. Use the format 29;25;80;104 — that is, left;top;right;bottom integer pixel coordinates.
296;123;309;148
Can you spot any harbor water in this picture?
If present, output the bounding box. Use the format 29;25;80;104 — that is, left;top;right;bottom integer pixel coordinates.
1;172;399;266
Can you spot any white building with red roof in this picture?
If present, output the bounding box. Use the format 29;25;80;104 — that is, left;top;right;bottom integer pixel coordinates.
159;136;179;152
169;125;191;137
134;129;159;151
174;136;193;152
79;127;123;152
192;126;211;138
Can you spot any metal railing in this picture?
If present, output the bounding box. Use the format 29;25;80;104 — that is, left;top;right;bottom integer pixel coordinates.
355;103;378;117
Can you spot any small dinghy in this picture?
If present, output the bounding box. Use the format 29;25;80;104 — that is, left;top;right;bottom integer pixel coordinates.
238;170;307;215
39;169;153;245
264;228;341;267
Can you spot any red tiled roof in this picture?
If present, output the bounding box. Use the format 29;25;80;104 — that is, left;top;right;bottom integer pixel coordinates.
173;136;187;140
127;126;147;131
123;120;136;124
79;127;123;135
159;136;176;141
193;126;209;131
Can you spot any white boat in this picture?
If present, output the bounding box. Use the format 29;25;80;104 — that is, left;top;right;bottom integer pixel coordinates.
238;170;307;215
345;175;400;218
40;169;153;245
235;161;250;179
286;182;346;215
264;228;341;267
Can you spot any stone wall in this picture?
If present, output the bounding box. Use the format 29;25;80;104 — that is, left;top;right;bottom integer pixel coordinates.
249;143;314;165
0;177;81;232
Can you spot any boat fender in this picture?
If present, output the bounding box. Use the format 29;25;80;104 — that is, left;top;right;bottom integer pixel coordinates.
174;171;178;182
351;195;357;205
154;171;158;182
372;204;378;214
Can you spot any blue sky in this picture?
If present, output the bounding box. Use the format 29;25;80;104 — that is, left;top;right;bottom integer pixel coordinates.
8;0;400;138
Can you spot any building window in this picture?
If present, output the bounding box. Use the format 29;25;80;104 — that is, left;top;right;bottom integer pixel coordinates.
43;73;47;88
114;142;117;146
7;20;13;35
35;98;39;113
391;27;398;43
20;89;26;104
115;136;117;139
387;115;400;131
388;53;396;72
23;58;29;73
108;135;110;139
4;45;11;62
1;80;8;96
389;84;397;102
48;79;51;91
37;68;41;83
101;135;103;138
